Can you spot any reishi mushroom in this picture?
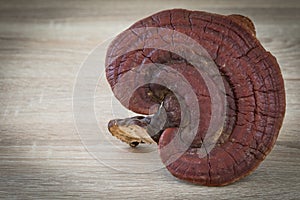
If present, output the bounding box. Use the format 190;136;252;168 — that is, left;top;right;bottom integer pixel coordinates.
105;9;286;186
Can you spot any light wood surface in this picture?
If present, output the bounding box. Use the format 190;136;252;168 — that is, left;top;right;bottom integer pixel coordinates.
0;0;299;199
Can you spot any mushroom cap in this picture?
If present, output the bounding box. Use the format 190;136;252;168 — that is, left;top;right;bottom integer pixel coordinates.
105;9;286;186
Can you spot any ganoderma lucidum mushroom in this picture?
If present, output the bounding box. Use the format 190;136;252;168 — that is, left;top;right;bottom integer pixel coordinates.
105;9;286;186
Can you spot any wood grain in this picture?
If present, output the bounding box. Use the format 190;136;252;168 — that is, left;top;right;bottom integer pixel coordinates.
0;0;299;199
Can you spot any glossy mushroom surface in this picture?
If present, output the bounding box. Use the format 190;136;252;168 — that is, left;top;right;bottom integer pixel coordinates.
106;9;286;186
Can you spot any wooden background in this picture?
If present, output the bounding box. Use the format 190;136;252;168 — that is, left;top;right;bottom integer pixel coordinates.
0;0;299;199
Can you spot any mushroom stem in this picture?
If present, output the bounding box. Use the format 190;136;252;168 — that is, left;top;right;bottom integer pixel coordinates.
108;116;156;147
108;115;165;147
108;94;181;147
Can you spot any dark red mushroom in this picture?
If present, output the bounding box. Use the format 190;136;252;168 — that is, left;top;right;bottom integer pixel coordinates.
105;9;286;186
